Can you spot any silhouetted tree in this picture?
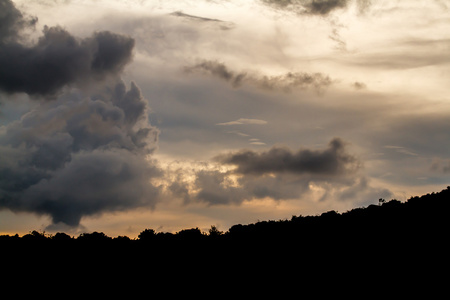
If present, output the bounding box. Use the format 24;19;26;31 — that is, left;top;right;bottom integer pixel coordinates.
77;231;111;242
114;236;132;244
176;227;204;241
22;230;47;241
138;229;156;241
208;225;223;237
52;232;72;242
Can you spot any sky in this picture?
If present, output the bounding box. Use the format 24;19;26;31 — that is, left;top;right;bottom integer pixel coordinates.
1;0;450;237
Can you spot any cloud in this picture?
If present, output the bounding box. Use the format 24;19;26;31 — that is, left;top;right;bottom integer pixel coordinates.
0;0;134;97
261;0;346;15
384;145;418;157
305;0;349;15
22;149;161;226
329;27;347;51
0;80;161;227
352;81;367;90
184;60;333;93
216;118;268;126
249;142;267;145
194;169;248;205
0;0;38;44
166;138;385;207
184;60;245;88
216;138;359;176
261;0;371;16
343;38;450;71
226;131;251;137
169;11;235;30
0;0;161;228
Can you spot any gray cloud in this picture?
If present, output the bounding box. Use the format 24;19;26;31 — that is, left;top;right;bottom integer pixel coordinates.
22;149;161;226
2;80;157;166
0;0;161;228
0;81;161;227
352;81;367;90
188;168;311;205
184;60;244;87
216;138;359;176
261;0;371;15
256;72;333;93
261;0;345;15
0;0;38;44
305;0;348;15
0;0;134;97
194;170;248;205
184;60;333;93
169;11;235;30
176;138;384;207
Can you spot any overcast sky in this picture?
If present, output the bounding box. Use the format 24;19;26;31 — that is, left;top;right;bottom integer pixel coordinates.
1;0;450;236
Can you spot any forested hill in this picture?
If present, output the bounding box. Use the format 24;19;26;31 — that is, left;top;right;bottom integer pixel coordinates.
229;186;450;240
2;186;450;283
1;186;449;249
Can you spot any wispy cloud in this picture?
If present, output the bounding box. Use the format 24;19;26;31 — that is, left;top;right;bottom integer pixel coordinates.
216;118;268;126
384;145;418;156
169;11;235;30
184;60;333;93
226;130;251;137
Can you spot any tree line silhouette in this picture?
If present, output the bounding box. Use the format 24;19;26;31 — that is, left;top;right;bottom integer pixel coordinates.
2;186;449;251
2;186;449;288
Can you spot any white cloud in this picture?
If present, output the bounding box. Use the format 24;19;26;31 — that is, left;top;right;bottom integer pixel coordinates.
216;118;268;126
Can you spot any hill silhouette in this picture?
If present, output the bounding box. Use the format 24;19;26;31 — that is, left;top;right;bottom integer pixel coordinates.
2;186;449;253
2;187;449;291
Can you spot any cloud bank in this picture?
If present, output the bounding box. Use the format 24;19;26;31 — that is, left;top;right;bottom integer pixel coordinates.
0;0;160;228
0;0;134;97
167;138;388;207
216;138;359;176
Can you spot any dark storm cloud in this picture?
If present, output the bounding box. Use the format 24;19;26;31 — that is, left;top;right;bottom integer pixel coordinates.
216;138;359;176
0;81;161;227
0;0;160;228
184;60;333;93
261;0;346;15
0;0;134;97
179;138;376;206
22;149;161;226
0;0;38;44
305;0;348;15
261;0;371;15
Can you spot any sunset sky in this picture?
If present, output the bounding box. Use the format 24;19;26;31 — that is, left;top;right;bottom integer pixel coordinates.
1;0;450;237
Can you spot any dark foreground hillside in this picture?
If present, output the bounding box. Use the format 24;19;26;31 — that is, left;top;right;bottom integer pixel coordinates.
2;187;450;280
2;187;450;296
